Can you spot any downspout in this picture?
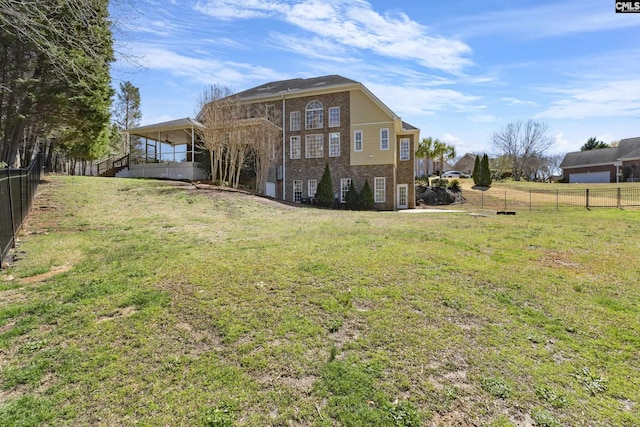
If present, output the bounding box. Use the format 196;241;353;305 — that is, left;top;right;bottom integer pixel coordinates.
282;95;286;201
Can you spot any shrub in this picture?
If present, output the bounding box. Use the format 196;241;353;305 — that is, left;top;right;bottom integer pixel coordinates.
315;163;334;207
357;180;374;210
345;181;358;210
447;179;461;193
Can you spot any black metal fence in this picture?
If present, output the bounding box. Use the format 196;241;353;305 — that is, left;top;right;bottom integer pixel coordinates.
0;155;42;268
460;186;640;211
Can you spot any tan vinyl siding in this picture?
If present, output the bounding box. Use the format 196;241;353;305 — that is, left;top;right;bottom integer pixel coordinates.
350;90;397;166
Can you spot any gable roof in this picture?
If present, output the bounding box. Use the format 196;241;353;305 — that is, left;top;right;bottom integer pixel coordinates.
227;74;401;122
560;137;640;168
234;75;359;101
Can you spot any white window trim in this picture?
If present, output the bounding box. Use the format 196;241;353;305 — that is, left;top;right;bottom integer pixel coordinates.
380;128;389;151
308;179;317;198
374;177;386;203
290;136;301;159
329;132;340;157
354;130;363;152
340;178;352;203
305;134;324;158
400;138;410;161
293;180;302;203
290;111;300;131
329;106;340;127
305;100;323;130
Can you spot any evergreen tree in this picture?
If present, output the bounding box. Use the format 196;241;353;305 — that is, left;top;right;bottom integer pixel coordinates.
345;181;358;210
472;155;481;184
481;154;492;186
358;180;374;210
0;0;114;167
315;163;334;207
112;81;142;156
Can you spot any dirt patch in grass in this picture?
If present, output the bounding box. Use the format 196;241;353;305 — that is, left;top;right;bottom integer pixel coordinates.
17;265;72;285
96;306;137;323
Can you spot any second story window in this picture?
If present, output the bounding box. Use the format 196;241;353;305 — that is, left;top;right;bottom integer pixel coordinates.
328;107;340;127
290;111;300;131
305;100;323;129
380;128;389;150
400;138;410;160
290;136;301;159
305;134;324;158
329;132;340;157
354;130;363;152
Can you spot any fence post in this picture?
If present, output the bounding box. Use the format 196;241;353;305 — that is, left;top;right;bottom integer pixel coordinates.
504;190;507;211
617;187;621;209
529;190;532;211
585;188;589;209
556;189;559;211
7;169;16;250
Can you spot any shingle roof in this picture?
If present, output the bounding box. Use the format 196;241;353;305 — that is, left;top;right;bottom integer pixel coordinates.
234;75;359;101
560;137;640;168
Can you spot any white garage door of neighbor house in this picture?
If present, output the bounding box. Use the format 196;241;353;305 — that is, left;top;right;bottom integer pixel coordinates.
569;171;609;183
265;182;276;198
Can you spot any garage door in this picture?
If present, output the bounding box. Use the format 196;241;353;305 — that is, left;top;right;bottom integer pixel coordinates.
569;171;609;183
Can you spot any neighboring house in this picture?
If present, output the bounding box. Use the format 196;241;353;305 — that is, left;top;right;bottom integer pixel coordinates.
453;153;477;176
219;75;420;210
560;137;640;183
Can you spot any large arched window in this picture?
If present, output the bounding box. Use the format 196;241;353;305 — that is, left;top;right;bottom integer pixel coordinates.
305;100;323;129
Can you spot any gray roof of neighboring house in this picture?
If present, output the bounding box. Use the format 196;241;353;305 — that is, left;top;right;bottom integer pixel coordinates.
560;137;640;168
234;75;359;101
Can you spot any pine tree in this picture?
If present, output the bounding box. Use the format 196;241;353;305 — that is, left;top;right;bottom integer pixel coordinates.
345;181;358;210
358;180;374;210
482;154;492;186
315;163;334;207
472;155;481;185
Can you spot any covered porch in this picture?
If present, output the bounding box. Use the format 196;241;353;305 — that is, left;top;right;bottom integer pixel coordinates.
123;118;208;181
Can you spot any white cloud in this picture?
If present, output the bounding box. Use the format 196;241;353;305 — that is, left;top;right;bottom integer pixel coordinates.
193;0;287;20
537;79;640;119
366;82;483;117
126;43;284;87
194;0;473;73
500;97;538;107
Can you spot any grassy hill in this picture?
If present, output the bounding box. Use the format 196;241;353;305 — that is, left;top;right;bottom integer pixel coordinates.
0;176;638;426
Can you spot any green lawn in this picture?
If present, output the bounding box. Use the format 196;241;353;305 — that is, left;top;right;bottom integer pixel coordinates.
0;176;638;426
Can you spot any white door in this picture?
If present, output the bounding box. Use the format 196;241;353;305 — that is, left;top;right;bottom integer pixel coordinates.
397;184;408;209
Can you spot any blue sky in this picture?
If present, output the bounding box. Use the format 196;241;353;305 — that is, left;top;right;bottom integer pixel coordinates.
110;0;640;156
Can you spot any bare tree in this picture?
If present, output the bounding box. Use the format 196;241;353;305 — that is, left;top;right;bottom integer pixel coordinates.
196;85;237;184
491;119;552;181
196;86;281;191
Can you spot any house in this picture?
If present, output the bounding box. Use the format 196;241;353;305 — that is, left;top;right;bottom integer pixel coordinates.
123;75;419;210
560;137;640;183
453;153;477;176
217;75;420;210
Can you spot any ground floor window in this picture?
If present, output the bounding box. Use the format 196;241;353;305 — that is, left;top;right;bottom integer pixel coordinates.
293;180;302;203
308;179;317;198
374;177;385;203
340;178;351;203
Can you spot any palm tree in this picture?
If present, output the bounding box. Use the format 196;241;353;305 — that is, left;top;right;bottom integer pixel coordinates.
415;137;439;176
433;140;456;177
